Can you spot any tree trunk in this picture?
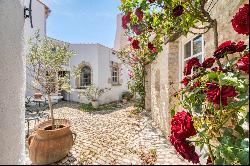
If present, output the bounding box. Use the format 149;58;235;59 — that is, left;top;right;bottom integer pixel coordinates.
48;94;55;130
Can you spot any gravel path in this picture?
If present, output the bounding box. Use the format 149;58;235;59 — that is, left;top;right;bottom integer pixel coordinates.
25;101;193;165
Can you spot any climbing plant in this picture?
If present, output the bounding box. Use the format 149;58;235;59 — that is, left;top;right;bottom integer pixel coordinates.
117;0;221;110
118;0;249;165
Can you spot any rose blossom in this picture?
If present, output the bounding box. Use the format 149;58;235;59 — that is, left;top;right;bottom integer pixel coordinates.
169;135;200;164
236;41;247;52
128;70;134;79
132;25;142;35
128;37;133;42
173;5;184;17
135;8;143;22
213;40;237;59
171;111;197;140
202;57;215;68
237;53;249;74
181;77;190;86
206;82;238;106
231;4;249;35
122;12;131;29
194;81;201;87
148;43;157;53
131;39;140;49
184;57;201;76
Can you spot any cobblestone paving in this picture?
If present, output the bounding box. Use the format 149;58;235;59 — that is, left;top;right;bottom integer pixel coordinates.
25;101;194;165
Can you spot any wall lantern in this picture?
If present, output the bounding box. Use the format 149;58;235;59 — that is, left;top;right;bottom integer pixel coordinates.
24;0;33;28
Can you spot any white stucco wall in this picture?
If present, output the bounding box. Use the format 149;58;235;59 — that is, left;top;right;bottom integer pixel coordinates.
97;44;129;104
0;0;25;164
68;43;129;105
25;0;47;97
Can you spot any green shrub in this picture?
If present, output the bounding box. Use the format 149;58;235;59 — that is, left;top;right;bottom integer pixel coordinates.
121;91;133;101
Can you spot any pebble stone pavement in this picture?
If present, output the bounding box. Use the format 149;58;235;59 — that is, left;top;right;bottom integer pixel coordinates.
25;101;194;165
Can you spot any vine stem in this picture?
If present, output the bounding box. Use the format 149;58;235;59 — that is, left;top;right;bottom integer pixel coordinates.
206;139;215;164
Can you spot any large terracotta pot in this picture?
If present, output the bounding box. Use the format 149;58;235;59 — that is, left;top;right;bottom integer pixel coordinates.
28;119;76;165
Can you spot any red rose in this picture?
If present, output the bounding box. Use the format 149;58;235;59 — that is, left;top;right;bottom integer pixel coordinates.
213;40;237;59
135;8;143;22
184;57;201;76
232;4;249;35
128;37;133;42
122;12;132;29
170;135;200;164
148;42;157;53
148;0;155;3
237;53;249;74
131;39;140;49
181;77;190;86
132;25;142;35
202;57;215;68
194;81;201;87
206;83;238;106
236;41;247;52
173;5;184;17
171;111;197;140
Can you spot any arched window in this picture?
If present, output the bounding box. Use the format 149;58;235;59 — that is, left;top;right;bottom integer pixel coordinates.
80;66;91;87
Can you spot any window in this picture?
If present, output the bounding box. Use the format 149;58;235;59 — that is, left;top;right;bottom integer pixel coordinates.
112;66;119;84
80;66;91;87
183;35;204;76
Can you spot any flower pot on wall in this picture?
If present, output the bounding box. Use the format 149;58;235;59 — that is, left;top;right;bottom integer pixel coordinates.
28;119;76;165
34;92;43;99
91;100;99;108
122;99;128;104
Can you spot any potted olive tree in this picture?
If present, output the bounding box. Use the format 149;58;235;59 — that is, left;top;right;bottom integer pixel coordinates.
78;84;111;108
27;31;76;165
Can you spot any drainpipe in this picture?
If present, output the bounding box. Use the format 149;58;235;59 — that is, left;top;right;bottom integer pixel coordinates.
0;0;26;164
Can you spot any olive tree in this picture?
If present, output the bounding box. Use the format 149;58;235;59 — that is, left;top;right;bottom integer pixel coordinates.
27;31;75;129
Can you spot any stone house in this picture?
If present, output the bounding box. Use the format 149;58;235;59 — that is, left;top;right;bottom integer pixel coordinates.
115;0;249;136
25;0;130;104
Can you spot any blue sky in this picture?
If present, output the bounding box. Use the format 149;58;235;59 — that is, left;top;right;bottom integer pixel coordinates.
43;0;121;48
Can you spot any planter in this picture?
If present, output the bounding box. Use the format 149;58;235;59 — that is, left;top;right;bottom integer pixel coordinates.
34;92;43;99
122;99;128;104
91;100;99;108
28;119;76;165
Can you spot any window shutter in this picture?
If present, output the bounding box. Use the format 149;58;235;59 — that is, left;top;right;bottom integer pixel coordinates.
75;77;80;88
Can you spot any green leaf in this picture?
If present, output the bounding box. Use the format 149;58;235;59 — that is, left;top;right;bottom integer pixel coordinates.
208;71;218;79
235;125;245;136
214;157;225;165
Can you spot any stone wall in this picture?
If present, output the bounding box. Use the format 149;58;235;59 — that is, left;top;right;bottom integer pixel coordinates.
145;0;249;136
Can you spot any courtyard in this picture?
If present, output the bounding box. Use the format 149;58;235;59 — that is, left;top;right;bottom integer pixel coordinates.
25;101;191;165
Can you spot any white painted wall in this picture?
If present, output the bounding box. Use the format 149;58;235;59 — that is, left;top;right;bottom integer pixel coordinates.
24;0;47;97
0;0;25;164
68;43;129;105
97;44;129;104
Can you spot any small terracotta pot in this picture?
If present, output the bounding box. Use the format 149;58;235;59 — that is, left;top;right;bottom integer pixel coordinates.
34;92;43;99
28;119;76;165
91;100;99;108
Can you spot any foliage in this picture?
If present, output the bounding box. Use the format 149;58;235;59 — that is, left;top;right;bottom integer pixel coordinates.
77;84;111;101
27;31;75;95
121;91;134;101
170;4;249;164
81;102;124;112
117;0;220;111
118;0;249;165
27;31;75;129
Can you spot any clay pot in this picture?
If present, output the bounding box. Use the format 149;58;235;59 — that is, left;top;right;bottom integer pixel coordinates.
34;92;43;99
91;100;99;108
28;119;76;165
